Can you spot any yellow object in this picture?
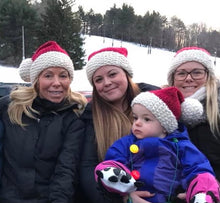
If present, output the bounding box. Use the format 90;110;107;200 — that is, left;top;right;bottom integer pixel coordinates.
130;144;139;153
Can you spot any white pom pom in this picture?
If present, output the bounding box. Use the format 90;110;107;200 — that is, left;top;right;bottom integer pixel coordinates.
181;98;203;126
18;58;32;82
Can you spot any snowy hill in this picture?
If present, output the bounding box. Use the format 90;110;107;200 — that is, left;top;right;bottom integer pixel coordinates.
1;35;220;91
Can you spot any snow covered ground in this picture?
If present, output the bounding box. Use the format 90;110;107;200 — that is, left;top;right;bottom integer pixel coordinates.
1;35;220;91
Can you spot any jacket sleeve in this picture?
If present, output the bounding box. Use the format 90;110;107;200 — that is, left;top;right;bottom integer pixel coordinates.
49;115;85;203
78;130;124;203
179;140;215;189
105;138;130;164
78;123;105;203
78;105;124;203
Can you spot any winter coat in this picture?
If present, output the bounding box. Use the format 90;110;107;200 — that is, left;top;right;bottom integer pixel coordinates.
186;86;220;182
105;123;215;203
76;83;160;203
0;96;85;203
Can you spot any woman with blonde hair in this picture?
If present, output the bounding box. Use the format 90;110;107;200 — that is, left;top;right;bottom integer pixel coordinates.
0;41;87;203
77;47;159;203
167;46;220;182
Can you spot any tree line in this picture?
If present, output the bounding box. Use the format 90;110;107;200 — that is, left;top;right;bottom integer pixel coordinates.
81;4;220;58
1;0;220;69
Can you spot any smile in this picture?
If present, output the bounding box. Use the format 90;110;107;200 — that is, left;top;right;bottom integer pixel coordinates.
48;91;63;95
183;86;196;89
104;88;117;93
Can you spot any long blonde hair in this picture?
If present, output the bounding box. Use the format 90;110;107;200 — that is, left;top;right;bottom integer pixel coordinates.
205;73;220;136
8;82;87;127
92;75;140;161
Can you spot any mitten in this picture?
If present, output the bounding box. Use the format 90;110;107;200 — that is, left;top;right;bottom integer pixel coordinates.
190;192;219;203
94;160;144;196
186;173;220;203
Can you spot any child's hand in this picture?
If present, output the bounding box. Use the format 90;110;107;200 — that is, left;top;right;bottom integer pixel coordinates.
96;166;140;195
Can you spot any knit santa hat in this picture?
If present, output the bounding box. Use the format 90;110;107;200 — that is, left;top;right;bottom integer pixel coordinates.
131;87;203;133
19;41;74;83
167;47;214;85
86;47;133;85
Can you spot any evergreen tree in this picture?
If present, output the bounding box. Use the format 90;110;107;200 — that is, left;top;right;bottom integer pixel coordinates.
103;5;119;40
38;0;85;70
133;15;145;45
117;4;135;42
0;0;39;66
170;16;186;49
85;9;103;36
77;6;87;34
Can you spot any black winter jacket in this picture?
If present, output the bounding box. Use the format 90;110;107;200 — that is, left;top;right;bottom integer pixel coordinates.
0;96;85;203
76;83;159;203
186;86;220;182
188;123;220;181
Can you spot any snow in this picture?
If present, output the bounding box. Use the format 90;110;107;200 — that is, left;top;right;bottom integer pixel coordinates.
1;35;220;91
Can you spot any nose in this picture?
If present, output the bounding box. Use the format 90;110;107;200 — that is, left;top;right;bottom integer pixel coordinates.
52;76;61;86
103;77;112;86
134;119;142;126
185;73;193;81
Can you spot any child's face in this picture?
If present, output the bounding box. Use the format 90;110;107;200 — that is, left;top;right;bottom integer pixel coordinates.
132;104;166;139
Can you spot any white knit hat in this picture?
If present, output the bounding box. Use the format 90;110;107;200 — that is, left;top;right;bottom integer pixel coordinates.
131;87;203;133
167;47;214;85
19;41;74;83
86;47;133;85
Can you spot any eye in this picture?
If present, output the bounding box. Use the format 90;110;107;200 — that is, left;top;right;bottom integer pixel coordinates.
176;71;186;76
132;115;138;121
44;73;52;78
109;72;117;78
192;70;203;75
144;117;150;122
60;73;69;78
94;77;103;83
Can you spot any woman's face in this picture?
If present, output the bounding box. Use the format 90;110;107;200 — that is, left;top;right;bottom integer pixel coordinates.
173;61;208;98
38;67;71;103
92;65;128;104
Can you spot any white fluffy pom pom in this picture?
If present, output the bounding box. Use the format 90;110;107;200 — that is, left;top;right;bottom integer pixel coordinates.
18;58;32;82
181;98;203;126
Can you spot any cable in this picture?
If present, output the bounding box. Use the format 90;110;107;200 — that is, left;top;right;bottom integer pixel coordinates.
166;138;179;203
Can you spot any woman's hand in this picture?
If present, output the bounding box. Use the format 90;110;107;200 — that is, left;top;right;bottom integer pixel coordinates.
124;191;155;203
177;192;186;200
